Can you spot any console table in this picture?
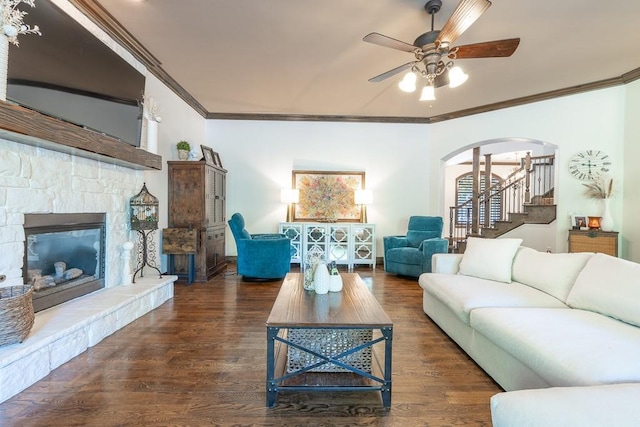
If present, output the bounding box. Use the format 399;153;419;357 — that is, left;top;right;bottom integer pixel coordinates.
279;223;375;269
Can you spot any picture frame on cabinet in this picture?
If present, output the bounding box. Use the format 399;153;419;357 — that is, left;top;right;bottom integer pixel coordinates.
213;152;223;168
571;214;588;230
201;145;215;165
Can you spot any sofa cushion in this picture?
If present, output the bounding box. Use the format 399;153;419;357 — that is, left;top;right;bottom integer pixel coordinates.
567;253;640;327
471;307;640;386
458;237;522;283
419;273;567;325
511;247;592;302
491;384;640;427
406;230;439;247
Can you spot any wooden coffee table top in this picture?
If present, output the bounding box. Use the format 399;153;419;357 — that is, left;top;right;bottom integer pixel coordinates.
266;273;392;328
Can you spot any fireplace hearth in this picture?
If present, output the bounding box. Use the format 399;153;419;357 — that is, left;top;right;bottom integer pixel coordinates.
23;213;106;312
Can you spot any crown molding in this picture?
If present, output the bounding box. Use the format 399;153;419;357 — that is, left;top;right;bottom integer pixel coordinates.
67;2;640;125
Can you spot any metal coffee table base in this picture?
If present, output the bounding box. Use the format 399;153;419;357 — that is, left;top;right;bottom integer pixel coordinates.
266;325;393;408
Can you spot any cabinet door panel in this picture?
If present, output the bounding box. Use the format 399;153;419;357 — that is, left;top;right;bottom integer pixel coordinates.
168;165;206;227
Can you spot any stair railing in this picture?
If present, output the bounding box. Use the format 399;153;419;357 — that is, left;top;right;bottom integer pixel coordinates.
448;153;555;251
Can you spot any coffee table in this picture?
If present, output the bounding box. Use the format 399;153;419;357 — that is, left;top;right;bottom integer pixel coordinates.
266;273;393;408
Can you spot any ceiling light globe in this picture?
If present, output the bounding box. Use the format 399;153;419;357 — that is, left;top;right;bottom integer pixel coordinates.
419;85;436;101
448;66;469;88
398;71;417;93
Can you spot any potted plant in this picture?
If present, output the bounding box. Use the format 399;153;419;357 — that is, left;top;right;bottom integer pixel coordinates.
176;140;190;160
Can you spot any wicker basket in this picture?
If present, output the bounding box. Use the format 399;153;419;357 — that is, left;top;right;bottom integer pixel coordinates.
287;329;372;373
0;286;35;347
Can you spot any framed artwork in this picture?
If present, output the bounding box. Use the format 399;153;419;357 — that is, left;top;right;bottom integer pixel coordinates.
213;152;223;168
292;170;365;222
571;214;588;230
201;145;215;165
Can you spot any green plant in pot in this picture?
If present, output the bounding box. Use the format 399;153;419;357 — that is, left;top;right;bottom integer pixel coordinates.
176;140;190;160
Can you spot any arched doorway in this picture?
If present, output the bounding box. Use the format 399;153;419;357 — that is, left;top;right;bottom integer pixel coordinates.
442;138;558;251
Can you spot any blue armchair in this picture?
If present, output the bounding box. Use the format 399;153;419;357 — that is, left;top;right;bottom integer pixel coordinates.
228;213;291;280
383;216;449;278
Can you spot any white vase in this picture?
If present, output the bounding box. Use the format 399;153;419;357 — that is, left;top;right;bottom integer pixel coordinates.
600;198;614;232
0;35;8;101
146;119;158;154
329;274;343;292
313;263;330;295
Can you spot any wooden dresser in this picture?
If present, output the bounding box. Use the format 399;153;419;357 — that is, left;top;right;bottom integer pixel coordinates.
568;229;618;257
168;161;227;281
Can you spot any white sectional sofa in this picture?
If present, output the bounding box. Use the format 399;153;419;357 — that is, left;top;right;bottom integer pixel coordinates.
418;237;640;427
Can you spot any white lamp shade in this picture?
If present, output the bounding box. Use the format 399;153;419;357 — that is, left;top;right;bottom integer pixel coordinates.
448;66;469;88
280;188;299;203
354;189;373;205
419;84;436;101
398;71;417;93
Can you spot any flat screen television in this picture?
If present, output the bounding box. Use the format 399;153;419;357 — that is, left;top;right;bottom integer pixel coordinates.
7;0;146;147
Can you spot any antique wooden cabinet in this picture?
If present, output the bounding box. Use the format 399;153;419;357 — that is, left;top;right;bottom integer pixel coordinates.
167;161;227;281
568;229;618;257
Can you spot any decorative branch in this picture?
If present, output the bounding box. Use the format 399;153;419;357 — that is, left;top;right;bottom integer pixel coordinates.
141;95;162;122
2;0;41;46
583;177;614;199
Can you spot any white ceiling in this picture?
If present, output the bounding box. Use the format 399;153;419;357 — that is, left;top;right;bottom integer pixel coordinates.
96;0;640;121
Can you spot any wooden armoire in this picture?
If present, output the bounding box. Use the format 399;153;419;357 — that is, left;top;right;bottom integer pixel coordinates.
167;161;227;281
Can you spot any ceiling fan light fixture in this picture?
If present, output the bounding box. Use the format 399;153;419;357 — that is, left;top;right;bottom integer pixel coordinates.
398;71;417;92
419;83;436;101
448;66;468;88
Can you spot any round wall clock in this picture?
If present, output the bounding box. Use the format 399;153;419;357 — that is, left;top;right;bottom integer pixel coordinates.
568;150;611;181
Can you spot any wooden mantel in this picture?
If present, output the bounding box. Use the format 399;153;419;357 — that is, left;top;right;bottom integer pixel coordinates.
0;101;162;170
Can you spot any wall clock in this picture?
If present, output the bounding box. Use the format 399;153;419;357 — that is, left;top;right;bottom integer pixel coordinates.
568;150;611;181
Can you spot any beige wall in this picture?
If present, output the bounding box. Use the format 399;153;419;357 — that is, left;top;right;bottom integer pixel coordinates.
623;79;640;260
209;86;633;259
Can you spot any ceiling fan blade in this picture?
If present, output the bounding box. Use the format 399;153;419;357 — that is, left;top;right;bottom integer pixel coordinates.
436;0;491;46
363;32;418;53
453;38;520;58
368;61;417;83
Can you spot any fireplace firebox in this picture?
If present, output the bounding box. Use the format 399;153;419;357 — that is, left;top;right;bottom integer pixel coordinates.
23;213;106;312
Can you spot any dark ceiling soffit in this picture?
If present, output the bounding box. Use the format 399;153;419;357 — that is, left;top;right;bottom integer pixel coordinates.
72;1;640;124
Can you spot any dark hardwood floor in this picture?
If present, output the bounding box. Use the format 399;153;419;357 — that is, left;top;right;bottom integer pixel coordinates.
0;265;502;426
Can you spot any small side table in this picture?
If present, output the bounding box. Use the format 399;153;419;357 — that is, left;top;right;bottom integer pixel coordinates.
162;228;198;284
568;229;618;257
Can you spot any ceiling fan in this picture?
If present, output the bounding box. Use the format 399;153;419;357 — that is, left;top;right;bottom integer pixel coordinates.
363;0;520;100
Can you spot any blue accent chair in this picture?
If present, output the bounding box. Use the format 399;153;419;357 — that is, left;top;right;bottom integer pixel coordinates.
228;213;291;280
383;216;449;278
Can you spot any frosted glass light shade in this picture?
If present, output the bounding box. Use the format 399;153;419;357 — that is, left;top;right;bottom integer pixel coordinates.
398;71;417;93
448;66;469;88
419;84;436;101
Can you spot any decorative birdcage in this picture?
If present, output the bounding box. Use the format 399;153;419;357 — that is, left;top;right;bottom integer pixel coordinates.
129;183;162;282
130;183;159;231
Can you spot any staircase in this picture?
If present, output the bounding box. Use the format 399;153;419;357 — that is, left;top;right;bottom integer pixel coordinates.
449;153;556;252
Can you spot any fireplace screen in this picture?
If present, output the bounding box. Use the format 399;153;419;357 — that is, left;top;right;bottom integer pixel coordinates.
23;213;106;312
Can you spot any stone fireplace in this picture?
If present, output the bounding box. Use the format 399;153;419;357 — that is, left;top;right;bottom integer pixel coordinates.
24;213;106;312
0;138;175;405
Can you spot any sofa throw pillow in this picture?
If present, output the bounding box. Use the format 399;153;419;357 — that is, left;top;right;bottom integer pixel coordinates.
406;230;439;248
511;247;592;302
458;237;522;283
567;253;640;327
